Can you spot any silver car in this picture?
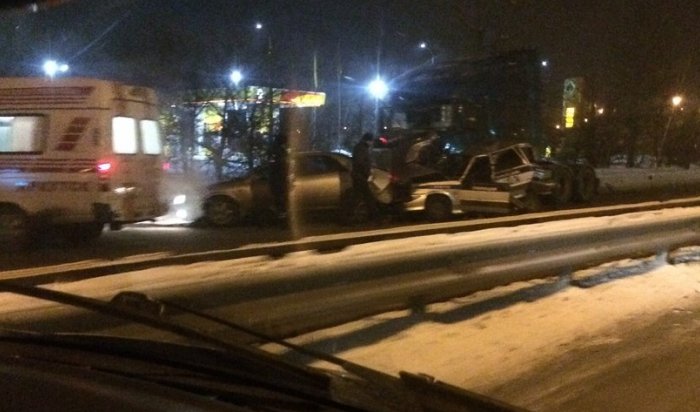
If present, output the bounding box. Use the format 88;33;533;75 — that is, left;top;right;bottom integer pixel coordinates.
202;152;366;226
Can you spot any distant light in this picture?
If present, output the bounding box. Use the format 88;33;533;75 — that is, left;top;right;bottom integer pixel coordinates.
419;41;428;49
671;95;683;107
555;124;561;129
255;22;263;30
541;60;549;67
43;59;69;78
230;69;243;86
367;77;388;100
596;107;605;115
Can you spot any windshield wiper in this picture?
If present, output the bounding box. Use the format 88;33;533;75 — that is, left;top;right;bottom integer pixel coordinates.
0;281;528;412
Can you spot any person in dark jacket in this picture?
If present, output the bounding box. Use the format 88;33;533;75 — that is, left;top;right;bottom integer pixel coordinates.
350;132;378;220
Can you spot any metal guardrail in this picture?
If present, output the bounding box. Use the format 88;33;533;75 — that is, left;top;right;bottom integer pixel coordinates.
4;206;700;344
5;196;700;286
214;210;700;340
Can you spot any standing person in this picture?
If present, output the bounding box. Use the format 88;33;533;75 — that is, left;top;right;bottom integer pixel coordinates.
350;132;378;221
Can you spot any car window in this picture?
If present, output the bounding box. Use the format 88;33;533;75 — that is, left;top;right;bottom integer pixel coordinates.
295;155;340;176
493;148;523;172
462;154;491;185
0;115;44;153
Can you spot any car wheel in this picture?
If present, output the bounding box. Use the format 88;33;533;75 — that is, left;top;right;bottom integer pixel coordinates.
205;196;241;227
0;205;29;251
425;195;452;222
574;167;597;202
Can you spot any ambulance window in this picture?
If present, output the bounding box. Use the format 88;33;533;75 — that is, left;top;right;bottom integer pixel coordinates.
0;116;44;153
140;119;162;155
112;116;137;154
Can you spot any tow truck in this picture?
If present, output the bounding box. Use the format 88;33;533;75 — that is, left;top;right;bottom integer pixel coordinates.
371;49;598;220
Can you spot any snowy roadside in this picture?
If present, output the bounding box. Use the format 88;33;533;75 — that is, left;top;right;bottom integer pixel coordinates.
596;164;700;194
281;252;700;403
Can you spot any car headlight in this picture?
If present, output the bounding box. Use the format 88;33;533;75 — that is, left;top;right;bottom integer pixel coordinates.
172;194;187;205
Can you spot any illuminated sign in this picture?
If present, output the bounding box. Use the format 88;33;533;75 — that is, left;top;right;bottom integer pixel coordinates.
565;107;576;128
188;87;326;108
279;91;326;108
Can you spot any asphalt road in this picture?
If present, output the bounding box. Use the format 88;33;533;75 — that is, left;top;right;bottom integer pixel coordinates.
0;213;393;271
488;302;700;411
4;187;700;272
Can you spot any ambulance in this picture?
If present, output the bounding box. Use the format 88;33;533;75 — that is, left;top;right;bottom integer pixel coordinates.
0;77;167;247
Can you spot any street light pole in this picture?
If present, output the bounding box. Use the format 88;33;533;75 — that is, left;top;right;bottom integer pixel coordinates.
657;95;683;168
367;77;388;133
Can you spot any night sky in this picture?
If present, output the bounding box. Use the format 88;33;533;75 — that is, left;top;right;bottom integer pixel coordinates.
2;0;700;110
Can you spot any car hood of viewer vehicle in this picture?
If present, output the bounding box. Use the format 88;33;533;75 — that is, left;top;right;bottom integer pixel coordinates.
0;284;528;412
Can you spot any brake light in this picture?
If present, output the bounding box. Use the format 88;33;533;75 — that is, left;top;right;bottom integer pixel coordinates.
379;136;389;145
97;162;113;174
96;161;112;192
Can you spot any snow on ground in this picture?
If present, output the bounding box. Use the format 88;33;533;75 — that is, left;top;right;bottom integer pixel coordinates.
283;256;700;394
597;164;700;193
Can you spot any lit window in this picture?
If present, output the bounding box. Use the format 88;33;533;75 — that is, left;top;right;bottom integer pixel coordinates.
140;119;162;155
112;116;137;154
0;116;44;153
564;107;576;128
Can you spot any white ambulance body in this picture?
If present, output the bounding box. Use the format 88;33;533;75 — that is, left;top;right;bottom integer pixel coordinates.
0;77;166;245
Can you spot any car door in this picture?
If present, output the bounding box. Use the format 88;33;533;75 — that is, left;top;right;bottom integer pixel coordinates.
290;154;343;211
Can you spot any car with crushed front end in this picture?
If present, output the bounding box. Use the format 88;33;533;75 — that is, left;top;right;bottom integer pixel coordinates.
404;143;598;221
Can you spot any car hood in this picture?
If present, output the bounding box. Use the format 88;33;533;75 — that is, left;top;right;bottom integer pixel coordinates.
0;331;527;412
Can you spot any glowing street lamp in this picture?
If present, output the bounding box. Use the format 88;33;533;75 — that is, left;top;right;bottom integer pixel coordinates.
230;69;243;87
658;94;685;167
367;77;388;100
368;77;388;132
418;41;435;64
671;95;683;107
43;59;68;78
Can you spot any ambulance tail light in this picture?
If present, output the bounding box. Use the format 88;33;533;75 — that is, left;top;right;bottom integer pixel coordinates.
97;161;113;192
97;161;113;174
